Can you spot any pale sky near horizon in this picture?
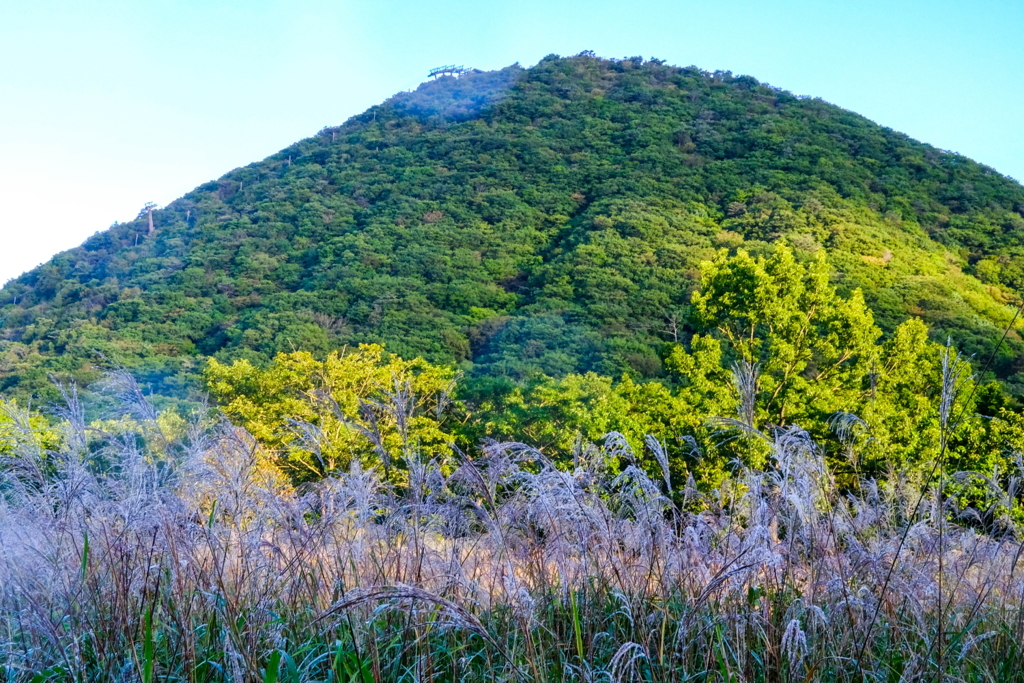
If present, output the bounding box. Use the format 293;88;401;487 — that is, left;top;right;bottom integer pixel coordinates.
1;0;1022;285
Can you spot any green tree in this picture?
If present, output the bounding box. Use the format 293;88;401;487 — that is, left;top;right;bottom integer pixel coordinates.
204;344;457;482
667;247;990;480
688;246;880;428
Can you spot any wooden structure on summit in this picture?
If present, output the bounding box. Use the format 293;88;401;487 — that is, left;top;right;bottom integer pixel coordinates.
428;65;468;78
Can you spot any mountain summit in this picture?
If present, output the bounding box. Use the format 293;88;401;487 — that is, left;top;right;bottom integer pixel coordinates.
3;53;1024;400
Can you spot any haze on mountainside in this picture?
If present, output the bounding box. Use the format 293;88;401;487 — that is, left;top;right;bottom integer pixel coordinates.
2;53;1023;405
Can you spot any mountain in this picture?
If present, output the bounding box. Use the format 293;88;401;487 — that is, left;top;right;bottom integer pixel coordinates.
3;53;1024;403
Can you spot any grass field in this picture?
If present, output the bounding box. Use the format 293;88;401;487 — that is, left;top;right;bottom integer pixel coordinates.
1;386;1023;683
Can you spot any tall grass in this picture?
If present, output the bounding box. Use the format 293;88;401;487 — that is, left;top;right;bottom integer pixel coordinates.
1;387;1023;682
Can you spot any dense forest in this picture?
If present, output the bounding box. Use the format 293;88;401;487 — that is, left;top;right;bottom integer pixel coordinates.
2;53;1024;484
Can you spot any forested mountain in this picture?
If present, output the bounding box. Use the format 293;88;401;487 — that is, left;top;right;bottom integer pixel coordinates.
7;54;1024;683
3;53;1024;404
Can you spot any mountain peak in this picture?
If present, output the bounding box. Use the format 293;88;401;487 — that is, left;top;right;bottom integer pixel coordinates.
3;54;1023;401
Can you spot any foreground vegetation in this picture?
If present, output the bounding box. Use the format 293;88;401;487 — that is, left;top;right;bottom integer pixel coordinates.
1;365;1023;682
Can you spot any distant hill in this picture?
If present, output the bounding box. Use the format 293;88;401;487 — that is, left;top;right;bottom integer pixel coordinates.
3;53;1024;402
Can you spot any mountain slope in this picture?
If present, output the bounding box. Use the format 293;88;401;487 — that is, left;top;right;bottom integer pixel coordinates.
3;53;1024;401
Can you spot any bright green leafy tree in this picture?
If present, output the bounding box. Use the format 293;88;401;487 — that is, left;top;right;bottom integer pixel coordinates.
204;344;457;482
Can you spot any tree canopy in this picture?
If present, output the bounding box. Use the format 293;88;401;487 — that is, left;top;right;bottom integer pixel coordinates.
196;248;1021;493
204;344;456;482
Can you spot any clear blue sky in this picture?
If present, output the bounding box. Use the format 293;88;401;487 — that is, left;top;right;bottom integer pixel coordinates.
2;0;1022;285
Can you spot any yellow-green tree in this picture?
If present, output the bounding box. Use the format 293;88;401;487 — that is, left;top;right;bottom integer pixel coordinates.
688;247;880;427
668;246;985;480
0;398;62;459
0;399;20;457
204;344;457;482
